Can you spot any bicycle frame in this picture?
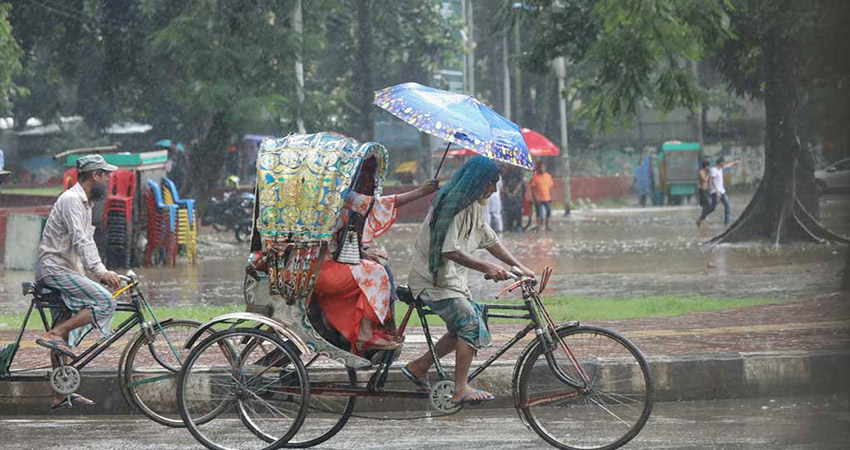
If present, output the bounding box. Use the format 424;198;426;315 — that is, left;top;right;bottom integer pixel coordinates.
280;276;588;402
1;279;180;380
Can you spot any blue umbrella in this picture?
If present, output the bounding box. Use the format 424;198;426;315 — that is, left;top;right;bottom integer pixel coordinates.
373;82;532;176
154;139;172;148
176;142;185;152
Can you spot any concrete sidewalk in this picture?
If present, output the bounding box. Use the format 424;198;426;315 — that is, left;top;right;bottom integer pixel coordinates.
2;292;848;415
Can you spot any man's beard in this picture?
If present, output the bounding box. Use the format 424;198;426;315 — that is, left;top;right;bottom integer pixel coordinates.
90;183;108;202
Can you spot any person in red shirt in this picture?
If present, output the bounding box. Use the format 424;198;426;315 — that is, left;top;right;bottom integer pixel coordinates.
530;161;554;231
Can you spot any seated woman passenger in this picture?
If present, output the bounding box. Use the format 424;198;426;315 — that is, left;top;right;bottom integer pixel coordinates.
313;156;438;354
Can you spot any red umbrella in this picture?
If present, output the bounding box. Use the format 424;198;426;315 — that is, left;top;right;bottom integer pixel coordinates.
521;128;560;157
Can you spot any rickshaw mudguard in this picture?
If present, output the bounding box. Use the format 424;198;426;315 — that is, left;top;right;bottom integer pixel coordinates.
183;312;310;356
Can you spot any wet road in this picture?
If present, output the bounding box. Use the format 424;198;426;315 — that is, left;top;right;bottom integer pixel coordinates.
2;395;848;449
1;193;847;313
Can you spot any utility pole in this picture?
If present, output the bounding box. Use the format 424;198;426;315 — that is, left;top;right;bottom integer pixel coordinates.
501;7;511;119
292;0;306;134
512;8;522;126
465;0;475;95
555;56;571;214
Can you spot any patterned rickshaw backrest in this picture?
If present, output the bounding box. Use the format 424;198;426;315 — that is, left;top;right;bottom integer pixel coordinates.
245;132;387;369
255;132;387;245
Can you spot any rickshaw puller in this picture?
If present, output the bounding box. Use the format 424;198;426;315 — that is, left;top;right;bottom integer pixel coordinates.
404;156;534;405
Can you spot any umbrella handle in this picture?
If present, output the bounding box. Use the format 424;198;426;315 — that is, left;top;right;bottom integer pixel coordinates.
434;141;452;178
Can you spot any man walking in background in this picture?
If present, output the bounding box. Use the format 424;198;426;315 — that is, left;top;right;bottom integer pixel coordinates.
697;157;740;227
530;161;554;231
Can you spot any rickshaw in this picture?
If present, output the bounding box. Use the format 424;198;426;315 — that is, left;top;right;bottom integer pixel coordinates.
175;132;654;450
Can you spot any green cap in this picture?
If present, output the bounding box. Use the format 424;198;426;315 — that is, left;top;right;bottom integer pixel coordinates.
76;154;118;173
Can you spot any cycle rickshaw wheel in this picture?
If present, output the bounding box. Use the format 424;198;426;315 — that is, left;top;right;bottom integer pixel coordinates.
238;347;357;448
177;328;310;450
119;319;221;427
516;325;654;450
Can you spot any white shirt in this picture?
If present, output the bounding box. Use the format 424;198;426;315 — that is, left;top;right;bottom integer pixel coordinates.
407;203;499;301
486;179;503;213
36;183;107;280
709;166;725;195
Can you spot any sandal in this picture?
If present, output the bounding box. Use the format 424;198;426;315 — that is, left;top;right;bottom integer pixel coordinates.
36;339;77;359
355;330;402;353
51;393;95;410
401;366;431;392
452;389;495;406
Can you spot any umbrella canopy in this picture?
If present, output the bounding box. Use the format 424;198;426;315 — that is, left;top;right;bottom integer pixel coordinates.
374;82;532;171
154;139;172;148
431;148;477;158
522;128;560;157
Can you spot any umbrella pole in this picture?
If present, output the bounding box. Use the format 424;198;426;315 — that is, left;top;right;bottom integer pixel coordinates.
434;142;452;178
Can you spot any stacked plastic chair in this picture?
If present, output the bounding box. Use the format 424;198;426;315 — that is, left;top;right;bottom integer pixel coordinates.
62;168;78;191
144;180;178;266
161;177;197;264
103;170;136;268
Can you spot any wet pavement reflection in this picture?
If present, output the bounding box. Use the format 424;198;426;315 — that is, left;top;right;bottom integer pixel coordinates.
1;193;847;313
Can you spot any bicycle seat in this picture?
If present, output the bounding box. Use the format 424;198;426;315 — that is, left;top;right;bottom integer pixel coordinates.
396;285;424;308
21;282;62;303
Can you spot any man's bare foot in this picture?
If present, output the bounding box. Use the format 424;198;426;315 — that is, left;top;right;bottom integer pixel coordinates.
451;385;495;405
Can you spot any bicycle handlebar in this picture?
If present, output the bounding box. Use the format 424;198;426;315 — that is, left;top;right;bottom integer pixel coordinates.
484;266;525;282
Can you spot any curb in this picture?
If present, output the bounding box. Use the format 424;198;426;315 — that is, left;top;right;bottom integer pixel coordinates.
2;350;848;416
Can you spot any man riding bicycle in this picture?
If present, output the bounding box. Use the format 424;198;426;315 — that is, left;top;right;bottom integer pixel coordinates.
34;154;122;408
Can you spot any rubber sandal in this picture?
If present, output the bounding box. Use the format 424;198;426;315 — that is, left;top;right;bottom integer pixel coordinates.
452;389;495;406
50;394;95;410
401;366;431;392
36;339;77;359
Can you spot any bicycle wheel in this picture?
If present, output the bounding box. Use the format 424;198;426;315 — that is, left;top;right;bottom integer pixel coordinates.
516;325;654;450
119;319;216;427
178;328;310;450
279;353;356;448
231;329;357;448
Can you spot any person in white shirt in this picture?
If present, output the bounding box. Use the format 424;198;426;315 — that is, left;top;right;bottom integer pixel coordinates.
486;178;504;234
697;156;740;227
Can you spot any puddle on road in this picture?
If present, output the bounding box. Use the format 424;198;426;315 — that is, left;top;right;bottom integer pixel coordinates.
1;194;846;312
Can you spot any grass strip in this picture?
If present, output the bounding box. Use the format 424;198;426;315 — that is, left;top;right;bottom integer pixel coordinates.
0;296;781;331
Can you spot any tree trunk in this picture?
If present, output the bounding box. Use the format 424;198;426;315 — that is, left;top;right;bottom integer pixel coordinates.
354;0;374;142
189;112;230;214
710;12;846;246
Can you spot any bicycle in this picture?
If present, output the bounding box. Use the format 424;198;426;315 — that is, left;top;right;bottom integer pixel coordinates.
176;266;654;450
0;270;213;426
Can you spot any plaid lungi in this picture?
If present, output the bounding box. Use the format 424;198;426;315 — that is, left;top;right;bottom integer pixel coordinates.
38;272;116;347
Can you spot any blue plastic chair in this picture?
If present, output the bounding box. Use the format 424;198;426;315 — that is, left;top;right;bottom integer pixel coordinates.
162;177;196;227
147;179;177;233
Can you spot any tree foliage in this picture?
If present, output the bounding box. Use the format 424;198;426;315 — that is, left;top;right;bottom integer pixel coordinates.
527;0;730;130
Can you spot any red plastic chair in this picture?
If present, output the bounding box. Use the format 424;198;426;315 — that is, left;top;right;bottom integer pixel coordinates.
63;168;78;191
103;170;136;224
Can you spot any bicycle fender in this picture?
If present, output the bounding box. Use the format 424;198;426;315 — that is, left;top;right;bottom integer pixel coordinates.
183;312;312;356
512;321;582;428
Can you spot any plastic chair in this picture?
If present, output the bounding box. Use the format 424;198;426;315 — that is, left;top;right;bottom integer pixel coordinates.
160;178;196;264
63;168;78;191
146;180;178;266
103;170;136;225
162;178;195;226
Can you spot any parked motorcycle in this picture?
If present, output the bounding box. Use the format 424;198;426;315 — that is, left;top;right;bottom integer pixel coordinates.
203;191;255;238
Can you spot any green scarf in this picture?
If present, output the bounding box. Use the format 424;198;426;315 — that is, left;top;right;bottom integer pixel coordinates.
429;156;501;278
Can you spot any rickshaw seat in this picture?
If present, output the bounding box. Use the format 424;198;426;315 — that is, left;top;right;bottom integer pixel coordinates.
396;285;424;308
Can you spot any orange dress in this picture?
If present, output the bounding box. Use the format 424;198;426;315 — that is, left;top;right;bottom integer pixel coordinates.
313;192;398;351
